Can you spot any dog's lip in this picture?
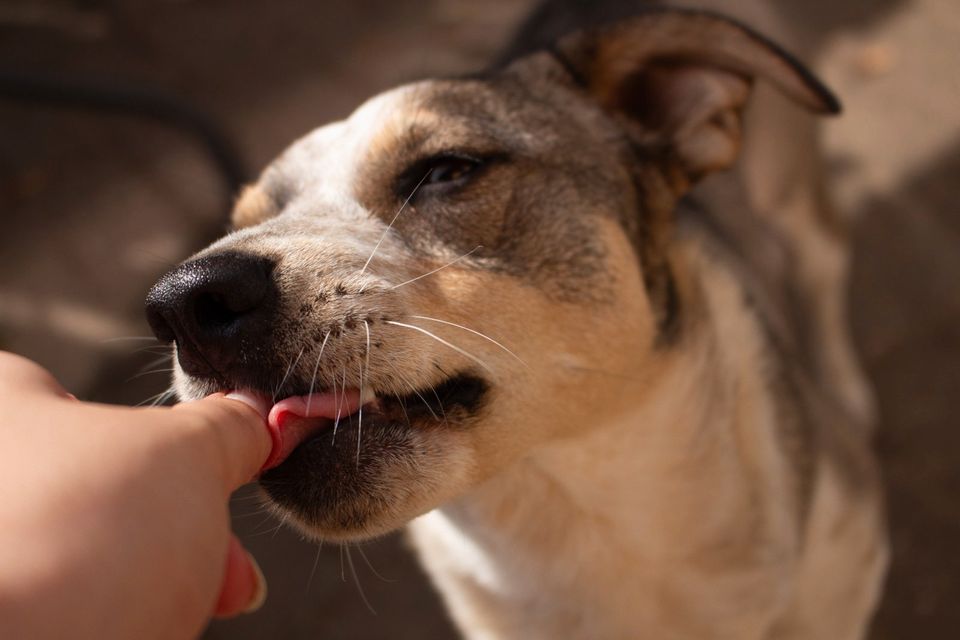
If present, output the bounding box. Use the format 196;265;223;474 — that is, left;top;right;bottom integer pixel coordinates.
228;372;486;470
240;387;371;471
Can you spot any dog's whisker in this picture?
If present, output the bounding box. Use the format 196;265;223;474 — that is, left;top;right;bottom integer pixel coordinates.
429;383;448;427
392;373;412;427
137;353;176;372
385;320;494;374
392;367;440;421
355;544;396;583
271;511;290;538
356;321;372;467
125;367;176;383
101;336;160;344
332;366;347;445
390;245;482;290
131;346;174;356
358;169;432;282
248;513;281;537
305;331;331;415
409;314;527;367
231;507;275;520
356;360;364;468
345;544;377;615
126;353;177;384
275;346;305;400
306;541;325;593
138;385;176;407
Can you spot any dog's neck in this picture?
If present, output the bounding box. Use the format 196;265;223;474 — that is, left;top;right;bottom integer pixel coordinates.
408;244;803;638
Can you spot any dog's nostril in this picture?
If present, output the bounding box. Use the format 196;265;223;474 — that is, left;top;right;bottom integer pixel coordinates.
147;312;177;345
193;291;241;330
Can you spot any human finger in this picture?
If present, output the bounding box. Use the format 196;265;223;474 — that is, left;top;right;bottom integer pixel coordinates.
212;534;267;618
171;391;272;493
0;351;72;398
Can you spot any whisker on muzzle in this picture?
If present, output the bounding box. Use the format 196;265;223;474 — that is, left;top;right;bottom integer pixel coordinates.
331;365;347;445
356;320;372;467
392;367;440;421
305;330;331;415
358;169;432;285
389;245;482;291
409;314;527;367
274;346;305;401
385;320;494;374
138;385;176;407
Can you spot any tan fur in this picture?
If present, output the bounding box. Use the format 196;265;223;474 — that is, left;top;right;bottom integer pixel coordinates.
409;227;886;638
231;184;276;229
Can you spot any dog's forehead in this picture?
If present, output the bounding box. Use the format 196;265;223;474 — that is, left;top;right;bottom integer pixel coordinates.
268;83;424;195
262;76;565;203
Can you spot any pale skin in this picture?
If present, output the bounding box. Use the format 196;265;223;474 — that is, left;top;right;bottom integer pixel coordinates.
0;351;273;640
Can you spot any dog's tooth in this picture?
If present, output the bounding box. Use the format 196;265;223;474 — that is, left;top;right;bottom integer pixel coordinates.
361;386;377;404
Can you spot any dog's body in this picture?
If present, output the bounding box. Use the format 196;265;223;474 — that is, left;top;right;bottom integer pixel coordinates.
147;2;887;637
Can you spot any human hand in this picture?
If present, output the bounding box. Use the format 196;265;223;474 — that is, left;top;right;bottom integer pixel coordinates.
0;352;273;640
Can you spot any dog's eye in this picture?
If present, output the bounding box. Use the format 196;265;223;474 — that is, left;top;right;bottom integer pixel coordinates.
424;155;481;185
397;153;488;200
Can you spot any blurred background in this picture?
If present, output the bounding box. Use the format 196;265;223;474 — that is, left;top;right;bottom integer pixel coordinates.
1;0;957;637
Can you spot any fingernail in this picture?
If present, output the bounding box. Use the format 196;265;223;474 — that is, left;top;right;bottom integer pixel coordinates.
225;390;270;420
243;552;268;614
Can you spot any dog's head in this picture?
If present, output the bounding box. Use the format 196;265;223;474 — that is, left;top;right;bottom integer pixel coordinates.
146;10;836;540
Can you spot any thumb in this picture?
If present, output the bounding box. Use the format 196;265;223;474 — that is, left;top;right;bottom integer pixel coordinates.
172;391;273;493
213;534;268;618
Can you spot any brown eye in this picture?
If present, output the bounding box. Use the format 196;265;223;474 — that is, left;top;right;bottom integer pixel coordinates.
395;151;504;201
425;156;481;185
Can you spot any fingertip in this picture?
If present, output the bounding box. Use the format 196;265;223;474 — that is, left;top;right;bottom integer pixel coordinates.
243;551;268;614
175;393;273;491
213;536;268;618
224;390;270;420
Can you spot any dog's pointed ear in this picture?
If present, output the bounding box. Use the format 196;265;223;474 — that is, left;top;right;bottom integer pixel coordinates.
518;10;839;184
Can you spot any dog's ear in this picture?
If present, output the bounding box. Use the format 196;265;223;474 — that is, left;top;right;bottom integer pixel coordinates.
527;10;839;185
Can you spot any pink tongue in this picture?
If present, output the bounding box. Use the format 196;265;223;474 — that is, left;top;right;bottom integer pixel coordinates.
261;389;362;471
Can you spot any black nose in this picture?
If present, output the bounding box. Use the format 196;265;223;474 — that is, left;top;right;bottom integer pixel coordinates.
145;252;277;379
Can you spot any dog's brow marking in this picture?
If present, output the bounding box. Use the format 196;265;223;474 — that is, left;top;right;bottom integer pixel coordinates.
305;331;331;415
385;320;494;374
390;245;483;290
409;315;528;367
358;169;432;281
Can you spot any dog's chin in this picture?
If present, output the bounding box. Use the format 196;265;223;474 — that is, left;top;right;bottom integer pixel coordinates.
176;367;489;541
262;374;487;540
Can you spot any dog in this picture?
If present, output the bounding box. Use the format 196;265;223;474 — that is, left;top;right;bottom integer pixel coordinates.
145;3;888;637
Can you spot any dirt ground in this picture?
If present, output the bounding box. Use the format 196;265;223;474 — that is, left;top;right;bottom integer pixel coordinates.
1;1;957;638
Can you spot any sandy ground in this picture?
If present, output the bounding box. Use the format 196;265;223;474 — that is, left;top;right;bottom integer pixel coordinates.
1;1;958;637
